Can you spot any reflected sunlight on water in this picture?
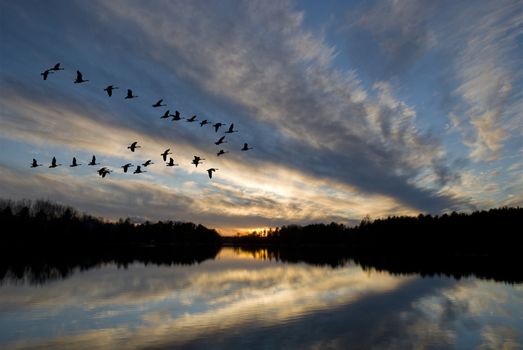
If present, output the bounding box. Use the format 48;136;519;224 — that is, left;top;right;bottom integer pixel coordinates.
0;247;522;349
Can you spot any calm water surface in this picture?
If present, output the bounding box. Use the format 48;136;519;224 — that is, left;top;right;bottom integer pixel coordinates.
0;247;522;349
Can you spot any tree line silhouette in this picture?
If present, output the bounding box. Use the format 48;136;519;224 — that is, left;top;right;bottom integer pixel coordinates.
1;199;521;283
0;198;220;283
224;208;523;283
225;208;522;256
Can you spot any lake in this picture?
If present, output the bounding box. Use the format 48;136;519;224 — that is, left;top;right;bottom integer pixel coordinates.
0;247;522;349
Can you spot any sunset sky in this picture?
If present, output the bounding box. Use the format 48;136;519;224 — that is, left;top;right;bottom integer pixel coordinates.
1;0;522;234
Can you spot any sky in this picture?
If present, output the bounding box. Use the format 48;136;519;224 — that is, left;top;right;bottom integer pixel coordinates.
0;0;522;234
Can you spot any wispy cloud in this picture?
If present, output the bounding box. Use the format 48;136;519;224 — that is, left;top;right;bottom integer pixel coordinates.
94;0;462;213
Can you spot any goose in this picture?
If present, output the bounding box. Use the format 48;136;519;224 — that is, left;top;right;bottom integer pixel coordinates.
152;99;166;107
200;119;211;127
225;123;238;134
160;149;172;161
207;168;218;179
88;155;99;166
214;136;227;145
30;159;42;168
160;110;171;119
121;163;134;173
125;89;138;99
127;141;141;152
142;160;154;167
70;157;81;167
171;111;184;121
50;63;64;71
41;69;53;80
97;167;108;176
104;85;118;97
100;169;111;178
241;143;253;151
98;167;111;178
49;157;61;168
213;122;225;132
133;165;146;174
74;70;88;83
186;115;197;122
216;150;228;157
192;156;205;167
166;157;179;167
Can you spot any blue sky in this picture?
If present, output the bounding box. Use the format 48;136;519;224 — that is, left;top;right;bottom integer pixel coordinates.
0;0;522;234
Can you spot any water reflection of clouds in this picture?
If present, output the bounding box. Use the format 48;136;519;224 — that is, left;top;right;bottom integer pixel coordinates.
0;251;522;349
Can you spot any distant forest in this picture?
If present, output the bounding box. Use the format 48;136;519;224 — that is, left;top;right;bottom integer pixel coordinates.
1;199;522;283
225;207;523;257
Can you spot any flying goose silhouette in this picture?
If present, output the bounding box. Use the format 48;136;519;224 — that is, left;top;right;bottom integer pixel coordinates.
192;156;205;167
74;70;88;83
207;168;218;179
186;115;197;122
161;149;172;161
166;157;179;167
214;136;227;145
125;89;138;99
49;157;62;168
152;99;166;107
97;167;108;176
50;63;64;71
241;143;253;151
41;69;53;80
97;167;111;178
104;85;118;97
170;111;184;121
127;141;141;152
121;163;134;173
133;165;146;174
70;157;81;167
213;122;225;132
160;110;171;119
200;119;211;127
225;123;238;134
142;160;154;167
30;159;42;168
216;150;229;157
88;155;99;166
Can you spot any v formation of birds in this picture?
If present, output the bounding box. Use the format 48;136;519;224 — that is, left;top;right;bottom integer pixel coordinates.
34;63;254;180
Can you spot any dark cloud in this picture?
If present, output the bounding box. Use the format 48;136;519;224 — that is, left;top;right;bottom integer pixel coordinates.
0;0;483;226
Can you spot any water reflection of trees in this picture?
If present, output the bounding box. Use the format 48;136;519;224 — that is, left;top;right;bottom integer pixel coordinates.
227;207;523;283
0;199;221;284
1;199;521;284
233;246;522;283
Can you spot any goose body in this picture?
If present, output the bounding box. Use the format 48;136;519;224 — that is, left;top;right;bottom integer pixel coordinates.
70;157;81;167
125;89;138;99
88;155;99;166
104;85;118;96
122;163;134;173
171;111;183;121
127;141;141;152
49;157;61;168
225;123;238;134
207;168;218;179
31;159;42;168
152;99;166;107
166;157;179;167
161;149;172;161
74;70;88;83
215;136;227;145
241;143;253;151
133;165;146;174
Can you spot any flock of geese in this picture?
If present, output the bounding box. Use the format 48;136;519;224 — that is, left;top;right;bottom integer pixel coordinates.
33;63;253;180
